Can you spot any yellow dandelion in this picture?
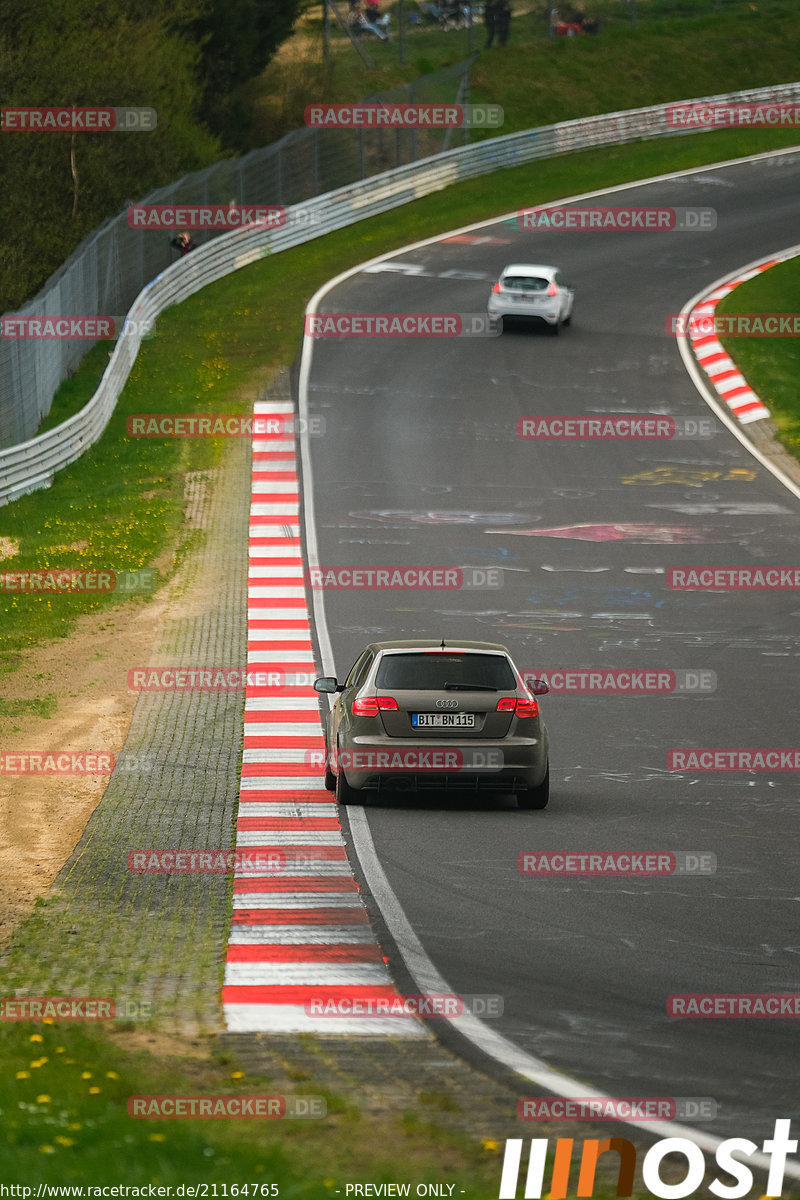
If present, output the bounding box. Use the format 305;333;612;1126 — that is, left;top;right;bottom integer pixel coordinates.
323;1181;336;1189
88;1087;101;1095
56;1047;66;1054
147;1134;166;1143
36;1095;52;1104
29;1034;44;1043
482;1139;499;1152
16;1071;30;1080
30;1058;49;1068
54;1137;75;1147
42;1018;54;1025
231;1071;244;1080
39;1146;56;1155
105;1070;119;1080
81;1071;92;1079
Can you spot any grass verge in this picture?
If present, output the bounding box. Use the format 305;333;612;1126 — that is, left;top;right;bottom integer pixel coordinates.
0;1021;497;1192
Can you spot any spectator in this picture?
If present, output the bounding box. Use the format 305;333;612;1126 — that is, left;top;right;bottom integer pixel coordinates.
349;0;390;39
575;4;600;33
364;0;391;39
170;231;196;256
484;0;498;47
440;0;463;26
495;0;511;46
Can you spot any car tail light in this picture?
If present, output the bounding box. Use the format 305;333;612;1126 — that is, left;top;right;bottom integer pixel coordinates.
496;696;539;718
547;281;558;296
492;282;502;293
352;695;399;717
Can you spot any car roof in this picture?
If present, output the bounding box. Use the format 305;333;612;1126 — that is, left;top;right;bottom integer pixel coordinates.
364;639;512;655
500;263;558;276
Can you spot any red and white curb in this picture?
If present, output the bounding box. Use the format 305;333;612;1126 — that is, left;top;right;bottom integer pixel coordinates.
222;396;426;1036
686;252;793;425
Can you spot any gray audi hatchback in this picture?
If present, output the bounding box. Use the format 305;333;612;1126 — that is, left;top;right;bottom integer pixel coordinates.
314;639;550;809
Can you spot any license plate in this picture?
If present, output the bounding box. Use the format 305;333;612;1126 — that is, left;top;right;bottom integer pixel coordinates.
412;713;475;728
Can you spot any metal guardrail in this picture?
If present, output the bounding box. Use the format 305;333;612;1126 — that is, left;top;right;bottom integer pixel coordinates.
2;80;798;505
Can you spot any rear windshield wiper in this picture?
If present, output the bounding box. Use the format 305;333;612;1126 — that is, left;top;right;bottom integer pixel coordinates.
443;682;498;691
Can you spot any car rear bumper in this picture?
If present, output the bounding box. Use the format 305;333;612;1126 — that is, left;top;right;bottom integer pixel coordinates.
336;732;548;791
488;297;569;326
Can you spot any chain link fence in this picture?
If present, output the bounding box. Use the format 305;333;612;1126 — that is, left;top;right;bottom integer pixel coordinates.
0;59;473;452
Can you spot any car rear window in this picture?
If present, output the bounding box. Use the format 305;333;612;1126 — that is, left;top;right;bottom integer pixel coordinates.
502;276;549;292
375;652;516;691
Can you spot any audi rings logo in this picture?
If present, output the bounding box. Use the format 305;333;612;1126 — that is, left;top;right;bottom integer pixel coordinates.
436;699;459;709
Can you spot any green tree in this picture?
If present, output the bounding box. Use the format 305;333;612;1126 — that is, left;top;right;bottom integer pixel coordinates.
186;0;304;145
0;1;220;310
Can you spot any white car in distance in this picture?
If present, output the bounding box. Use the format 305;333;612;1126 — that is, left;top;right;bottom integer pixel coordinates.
488;263;575;335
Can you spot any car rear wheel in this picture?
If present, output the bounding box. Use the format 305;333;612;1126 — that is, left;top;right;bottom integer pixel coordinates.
335;762;360;806
324;750;336;792
518;766;549;810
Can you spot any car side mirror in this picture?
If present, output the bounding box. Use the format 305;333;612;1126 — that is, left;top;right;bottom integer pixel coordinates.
314;676;342;693
528;678;550;696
